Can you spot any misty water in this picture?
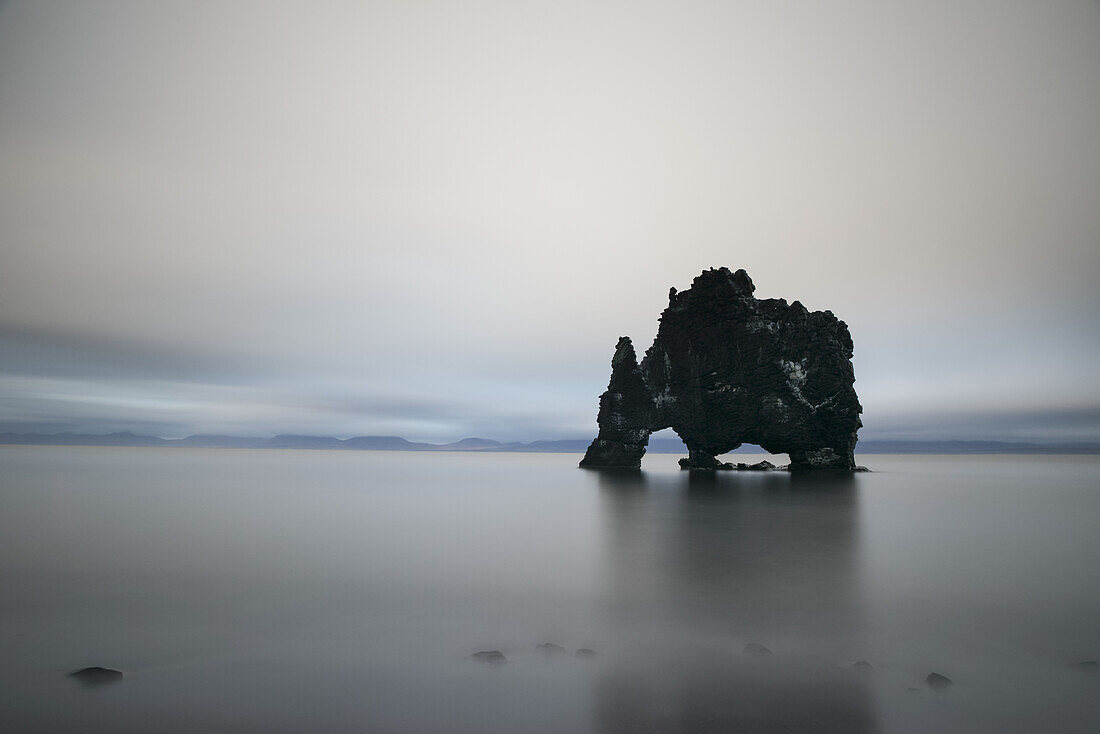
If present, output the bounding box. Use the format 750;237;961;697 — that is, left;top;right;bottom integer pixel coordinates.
1;448;1098;733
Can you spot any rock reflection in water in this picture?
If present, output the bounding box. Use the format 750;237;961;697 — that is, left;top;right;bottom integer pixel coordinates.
593;467;876;732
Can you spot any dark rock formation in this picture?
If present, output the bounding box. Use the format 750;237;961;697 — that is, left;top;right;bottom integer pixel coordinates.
574;648;597;658
579;337;654;469
580;268;862;472
925;672;953;690
536;643;569;656
69;667;123;686
732;460;778;471
469;650;507;664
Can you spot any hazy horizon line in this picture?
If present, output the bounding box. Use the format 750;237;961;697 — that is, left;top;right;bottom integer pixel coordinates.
3;428;1099;452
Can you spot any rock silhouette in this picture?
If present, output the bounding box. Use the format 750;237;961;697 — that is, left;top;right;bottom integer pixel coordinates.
69;667;123;686
580;268;862;471
469;650;507;664
1068;660;1098;673
742;643;773;657
925;672;953;690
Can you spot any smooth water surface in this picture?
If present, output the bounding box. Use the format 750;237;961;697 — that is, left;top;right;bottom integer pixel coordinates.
1;448;1097;732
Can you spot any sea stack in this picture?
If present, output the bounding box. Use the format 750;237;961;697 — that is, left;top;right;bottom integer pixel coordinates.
580;268;862;471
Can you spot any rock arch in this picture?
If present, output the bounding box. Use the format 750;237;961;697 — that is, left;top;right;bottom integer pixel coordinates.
579;268;862;471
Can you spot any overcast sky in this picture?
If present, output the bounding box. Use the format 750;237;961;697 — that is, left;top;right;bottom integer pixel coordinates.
1;1;1098;443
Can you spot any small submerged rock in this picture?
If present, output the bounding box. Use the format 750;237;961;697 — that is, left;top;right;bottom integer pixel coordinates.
925;672;953;690
743;643;772;657
680;457;735;470
536;643;569;657
469;650;507;664
574;648;597;658
853;660;872;670
69;667;123;686
734;460;778;471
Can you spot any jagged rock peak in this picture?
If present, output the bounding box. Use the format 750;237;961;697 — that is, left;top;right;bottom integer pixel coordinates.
690;266;755;296
611;336;637;368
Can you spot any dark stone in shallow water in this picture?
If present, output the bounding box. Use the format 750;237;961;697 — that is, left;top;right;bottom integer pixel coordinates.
580;268;862;472
743;643;772;657
680;456;737;470
925;672;953;690
575;648;597;658
69;667;123;686
853;660;872;670
470;650;506;664
536;643;568;656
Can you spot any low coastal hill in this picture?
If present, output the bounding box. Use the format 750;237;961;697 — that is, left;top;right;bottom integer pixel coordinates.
1;432;1097;454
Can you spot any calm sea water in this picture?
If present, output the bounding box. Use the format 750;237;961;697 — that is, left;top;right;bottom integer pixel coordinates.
1;447;1097;733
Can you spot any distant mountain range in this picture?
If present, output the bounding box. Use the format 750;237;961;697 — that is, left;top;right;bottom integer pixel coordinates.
1;431;1098;454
